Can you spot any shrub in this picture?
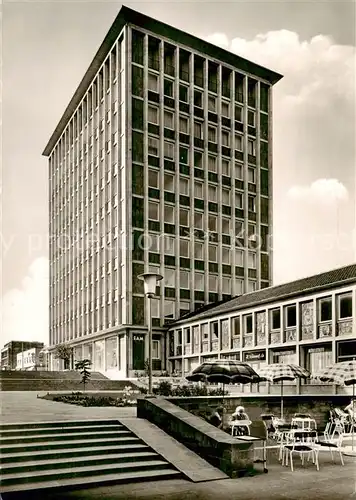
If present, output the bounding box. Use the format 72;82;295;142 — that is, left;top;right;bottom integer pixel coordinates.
153;381;172;396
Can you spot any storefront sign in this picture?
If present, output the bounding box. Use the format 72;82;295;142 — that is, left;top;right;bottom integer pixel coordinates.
308;347;327;353
244;351;266;362
133;335;144;342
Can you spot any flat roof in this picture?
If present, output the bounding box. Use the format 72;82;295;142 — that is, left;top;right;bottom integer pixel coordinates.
170;263;356;326
43;5;283;156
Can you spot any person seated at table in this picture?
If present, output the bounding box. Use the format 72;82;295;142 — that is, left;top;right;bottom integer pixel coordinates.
231;406;250;435
345;399;356;423
208;406;223;429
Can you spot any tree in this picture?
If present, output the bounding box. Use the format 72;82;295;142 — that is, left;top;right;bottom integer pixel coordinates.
75;359;92;392
53;344;73;370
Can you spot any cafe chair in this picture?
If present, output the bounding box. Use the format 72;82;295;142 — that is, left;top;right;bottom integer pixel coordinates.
282;430;319;472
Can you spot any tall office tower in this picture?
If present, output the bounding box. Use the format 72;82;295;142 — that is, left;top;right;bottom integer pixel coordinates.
43;7;282;377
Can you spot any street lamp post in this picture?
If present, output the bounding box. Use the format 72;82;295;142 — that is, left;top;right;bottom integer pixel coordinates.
138;273;163;396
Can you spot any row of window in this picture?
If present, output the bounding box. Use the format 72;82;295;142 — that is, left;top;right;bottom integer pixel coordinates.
172;293;354;346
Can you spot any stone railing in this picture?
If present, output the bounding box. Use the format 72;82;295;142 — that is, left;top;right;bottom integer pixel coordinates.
337;320;353;336
285;328;297;342
256;333;266;345
269;332;280;344
318;323;332;338
137;396;256;477
231;338;240;349
243;335;253;348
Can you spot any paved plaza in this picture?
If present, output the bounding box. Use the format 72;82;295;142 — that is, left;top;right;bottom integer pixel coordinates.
1;391;355;500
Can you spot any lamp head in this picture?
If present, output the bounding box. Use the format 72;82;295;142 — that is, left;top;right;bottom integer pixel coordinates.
138;273;163;297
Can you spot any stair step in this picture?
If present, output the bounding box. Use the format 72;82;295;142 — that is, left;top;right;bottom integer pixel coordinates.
1;430;131;445
0;424;125;437
0;460;173;486
0;443;150;464
0;419;120;430
0;468;181;493
0;436;141;454
1;451;159;474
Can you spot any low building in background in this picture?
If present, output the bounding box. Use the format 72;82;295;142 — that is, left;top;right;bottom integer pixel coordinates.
167;263;356;392
15;346;46;371
1;341;45;370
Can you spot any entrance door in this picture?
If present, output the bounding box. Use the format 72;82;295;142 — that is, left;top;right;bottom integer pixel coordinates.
133;334;145;371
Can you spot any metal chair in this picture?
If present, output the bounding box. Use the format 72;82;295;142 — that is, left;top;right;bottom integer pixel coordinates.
282;430;319;472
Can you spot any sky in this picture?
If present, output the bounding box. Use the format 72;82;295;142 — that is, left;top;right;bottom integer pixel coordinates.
1;0;356;348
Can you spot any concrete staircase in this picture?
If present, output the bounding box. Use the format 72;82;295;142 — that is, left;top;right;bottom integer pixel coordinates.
0;419;181;493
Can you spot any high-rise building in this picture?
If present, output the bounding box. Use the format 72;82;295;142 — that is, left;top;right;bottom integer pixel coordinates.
43;6;282;377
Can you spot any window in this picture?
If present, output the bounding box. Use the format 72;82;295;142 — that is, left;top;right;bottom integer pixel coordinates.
194;121;203;139
222;218;230;234
179;85;188;102
248;110;255;126
180;208;189;226
194;151;203;168
194;181;203;198
152;339;161;358
164;173;175;191
147;137;159;157
232;316;241;336
221;101;230;117
180;239;189;257
180;271;189;289
208;155;217;172
221;131;230;147
208;214;217;232
222;188;230;205
209;275;218;291
271;308;281;330
338;294;352;319
165;267;176;287
245;314;253;334
164;110;174;128
248;196;256;212
222;277;231;294
194;212;204;229
235;279;243;295
235;192;243;208
235;105;243;122
208;185;217;202
148;105;159;124
248;252;256;268
222;247;230;264
208;126;217;142
164;79;174;97
148;201;159;220
222;159;230;176
195;272;204;290
180;177;189;195
148;169;159;188
194;241;204;259
164;141;174;160
185;327;191;344
286;305;297;327
235;134;243;151
235;249;244;266
235;163;243;179
248;139;256;156
164;299;175;319
148;73;158;92
164;235;175;254
179;146;189;164
319;297;332;322
179;116;188;133
164;204;175;223
194;90;203;107
248;167;256;184
208;95;216;112
208;245;217;261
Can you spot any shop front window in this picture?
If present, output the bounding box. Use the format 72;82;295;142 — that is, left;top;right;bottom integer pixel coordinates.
94;340;105;371
106;336;118;370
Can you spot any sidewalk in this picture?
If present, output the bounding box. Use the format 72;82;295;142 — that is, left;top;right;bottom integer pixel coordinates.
0;391;136;423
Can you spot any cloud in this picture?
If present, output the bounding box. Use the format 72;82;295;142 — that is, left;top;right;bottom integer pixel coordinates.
287;178;349;205
1;257;49;349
